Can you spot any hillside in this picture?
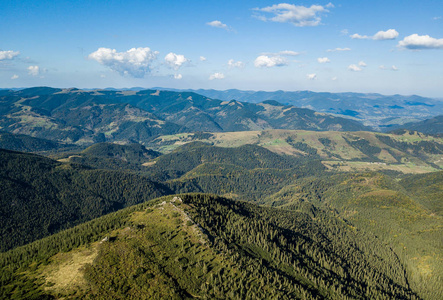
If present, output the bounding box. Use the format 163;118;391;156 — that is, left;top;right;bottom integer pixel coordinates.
264;172;443;299
0;88;370;146
0;148;171;252
0;130;74;153
393;116;443;135
148;129;443;173
187;89;443;131
57;142;161;172
0;194;419;299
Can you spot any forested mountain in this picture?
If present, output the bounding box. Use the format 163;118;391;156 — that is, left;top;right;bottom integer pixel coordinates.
0;130;73;153
0;148;171;251
185;88;443;131
263;171;443;299
0;194;419;299
0;139;442;298
0;87;369;146
58;142;161;172
392;115;443;135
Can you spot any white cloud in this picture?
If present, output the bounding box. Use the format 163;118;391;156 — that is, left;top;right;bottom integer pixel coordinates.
326;3;335;8
278;50;300;56
0;50;20;60
350;33;369;39
164;52;189;70
351;29;399;40
254;55;288;68
380;65;399;71
317;57;330;63
327;47;351;52
100;74;106;78
398;34;443;50
27;65;40;76
340;29;349;36
200;56;207;61
209;72;225;80
331;76;338;81
227;59;245;69
88;47;158;77
174;73;183;79
261;50;300;56
307;73;317;80
358;61;367;67
11;74;19;80
373;29;399;40
254;3;331;27
207;20;229;31
348;64;362;72
433;16;442;20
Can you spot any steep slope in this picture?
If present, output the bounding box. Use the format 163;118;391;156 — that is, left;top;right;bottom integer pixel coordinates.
0;194;418;299
264;172;443;299
0;149;171;252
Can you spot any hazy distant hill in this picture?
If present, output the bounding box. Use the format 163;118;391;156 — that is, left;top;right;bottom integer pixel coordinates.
0;87;370;146
185;88;443;130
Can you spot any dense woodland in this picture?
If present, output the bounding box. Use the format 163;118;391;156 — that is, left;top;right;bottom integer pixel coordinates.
0;194;421;299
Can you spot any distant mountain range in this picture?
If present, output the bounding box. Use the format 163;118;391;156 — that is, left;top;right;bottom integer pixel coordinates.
168;88;443;131
0;87;369;146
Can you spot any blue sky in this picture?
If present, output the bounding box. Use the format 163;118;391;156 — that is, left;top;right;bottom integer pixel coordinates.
1;0;443;97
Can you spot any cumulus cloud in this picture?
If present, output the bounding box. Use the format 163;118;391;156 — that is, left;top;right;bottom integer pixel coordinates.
27;65;40;76
331;76;338;81
391;65;398;71
254;3;331;27
398;34;443;50
317;57;330;63
373;29;399;40
351;29;399;40
200;56;207;61
327;47;351;52
88;47;158;77
0;50;20;60
307;73;317;80
164;52;189;70
209;72;225;80
207;20;230;31
11;74;19;80
254;55;288;68
348;64;362;72
227;59;245;69
379;65;387;70
174;73;183;79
